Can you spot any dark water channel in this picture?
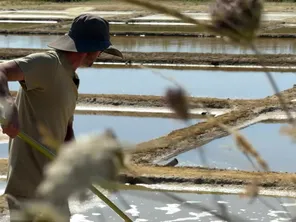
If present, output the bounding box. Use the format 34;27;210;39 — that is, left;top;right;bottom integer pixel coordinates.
1;34;296;54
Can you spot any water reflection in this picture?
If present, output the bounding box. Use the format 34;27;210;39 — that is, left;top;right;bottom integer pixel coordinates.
165;122;296;172
1;34;296;54
0;114;201;158
7;67;296;98
72;114;200;144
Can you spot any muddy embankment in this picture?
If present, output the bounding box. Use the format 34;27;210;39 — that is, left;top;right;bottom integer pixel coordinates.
129;87;296;164
4;82;296;190
0;19;295;38
119;87;296;190
2;48;296;68
9;90;256;109
119;165;296;191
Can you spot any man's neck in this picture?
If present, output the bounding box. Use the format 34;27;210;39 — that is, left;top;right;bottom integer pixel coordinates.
60;51;85;71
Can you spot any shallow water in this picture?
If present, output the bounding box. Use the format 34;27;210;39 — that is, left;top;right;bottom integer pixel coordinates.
9;67;296;99
0;114;200;158
111;36;296;54
1;34;296;54
0;180;296;222
72;114;199;143
163;122;296;173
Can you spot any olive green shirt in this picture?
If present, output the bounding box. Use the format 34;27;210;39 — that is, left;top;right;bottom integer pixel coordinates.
5;50;79;198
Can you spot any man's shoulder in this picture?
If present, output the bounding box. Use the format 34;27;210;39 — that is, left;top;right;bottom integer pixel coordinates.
14;51;59;72
14;51;59;80
19;50;58;63
14;51;58;65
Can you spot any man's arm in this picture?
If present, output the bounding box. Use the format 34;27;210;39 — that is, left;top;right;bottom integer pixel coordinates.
0;61;25;138
0;60;25;94
0;53;57;138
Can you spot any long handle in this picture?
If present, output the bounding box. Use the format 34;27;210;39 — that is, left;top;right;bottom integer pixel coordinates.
15;131;132;222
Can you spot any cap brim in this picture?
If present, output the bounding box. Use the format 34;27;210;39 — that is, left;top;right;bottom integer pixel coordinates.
103;46;124;59
48;34;124;59
48;34;79;52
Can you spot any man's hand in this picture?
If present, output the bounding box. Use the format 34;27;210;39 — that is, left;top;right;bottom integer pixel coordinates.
1;98;20;138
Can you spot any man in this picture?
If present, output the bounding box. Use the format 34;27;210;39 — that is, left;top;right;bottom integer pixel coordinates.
0;13;123;221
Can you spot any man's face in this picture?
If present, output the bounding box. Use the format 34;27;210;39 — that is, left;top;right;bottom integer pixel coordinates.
81;51;101;67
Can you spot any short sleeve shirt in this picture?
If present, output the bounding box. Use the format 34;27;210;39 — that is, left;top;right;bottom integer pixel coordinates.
14;50;78;143
5;50;79;197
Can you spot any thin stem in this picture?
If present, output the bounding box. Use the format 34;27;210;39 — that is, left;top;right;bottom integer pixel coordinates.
250;43;295;125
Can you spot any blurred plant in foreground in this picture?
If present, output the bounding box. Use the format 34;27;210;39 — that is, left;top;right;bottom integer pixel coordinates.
210;0;263;45
7;129;133;222
3;0;296;221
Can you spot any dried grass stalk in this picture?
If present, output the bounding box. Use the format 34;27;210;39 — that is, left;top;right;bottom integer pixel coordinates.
213;121;270;172
234;131;269;171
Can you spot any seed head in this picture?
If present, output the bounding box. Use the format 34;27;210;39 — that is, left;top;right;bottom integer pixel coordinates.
165;87;189;121
210;0;263;44
36;130;129;207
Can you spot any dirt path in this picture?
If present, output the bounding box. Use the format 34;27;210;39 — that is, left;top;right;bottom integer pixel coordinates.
1;1;296;12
